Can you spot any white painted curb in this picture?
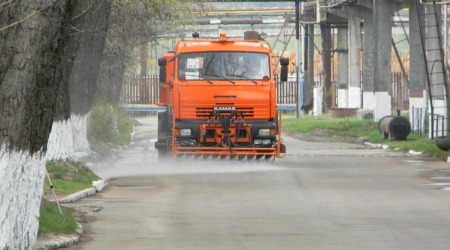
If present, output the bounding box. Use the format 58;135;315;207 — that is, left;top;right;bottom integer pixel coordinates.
57;187;96;203
36;223;82;250
408;150;423;156
52;179;108;203
365;142;432;159
92;179;108;192
364;142;382;148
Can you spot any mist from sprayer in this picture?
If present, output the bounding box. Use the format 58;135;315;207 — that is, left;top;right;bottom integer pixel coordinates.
89;117;280;180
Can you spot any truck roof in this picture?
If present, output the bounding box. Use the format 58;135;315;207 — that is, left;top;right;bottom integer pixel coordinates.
175;39;272;54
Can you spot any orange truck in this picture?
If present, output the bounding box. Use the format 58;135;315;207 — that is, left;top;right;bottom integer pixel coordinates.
155;31;288;159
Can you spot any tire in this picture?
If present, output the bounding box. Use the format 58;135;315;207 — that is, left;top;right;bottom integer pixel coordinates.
156;106;172;160
157;148;168;160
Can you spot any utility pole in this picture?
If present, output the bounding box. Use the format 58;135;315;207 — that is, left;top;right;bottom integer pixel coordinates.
295;0;303;118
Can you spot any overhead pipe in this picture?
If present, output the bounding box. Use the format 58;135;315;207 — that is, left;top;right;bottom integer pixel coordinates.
420;0;450;4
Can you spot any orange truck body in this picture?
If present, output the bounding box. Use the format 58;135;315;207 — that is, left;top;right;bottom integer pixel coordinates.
155;33;286;158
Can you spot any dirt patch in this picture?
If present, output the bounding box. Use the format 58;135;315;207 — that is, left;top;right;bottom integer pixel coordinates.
60;204;102;249
285;128;360;143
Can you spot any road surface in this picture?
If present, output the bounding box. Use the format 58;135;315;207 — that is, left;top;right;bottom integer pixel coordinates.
68;117;450;250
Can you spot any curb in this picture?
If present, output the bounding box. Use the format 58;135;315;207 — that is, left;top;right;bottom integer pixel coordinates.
50;179;108;203
37;179;108;249
36;223;83;250
365;142;431;158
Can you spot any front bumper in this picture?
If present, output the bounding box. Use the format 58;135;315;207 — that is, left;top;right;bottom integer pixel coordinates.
173;120;280;156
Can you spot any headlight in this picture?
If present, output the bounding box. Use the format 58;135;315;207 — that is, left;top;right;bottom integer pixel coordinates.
180;129;192;136
258;128;271;136
254;139;271;145
262;139;271;145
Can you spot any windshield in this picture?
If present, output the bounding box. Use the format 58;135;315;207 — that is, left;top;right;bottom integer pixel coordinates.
178;52;271;80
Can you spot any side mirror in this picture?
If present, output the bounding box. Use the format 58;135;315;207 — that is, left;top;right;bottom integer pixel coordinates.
280;57;289;82
158;58;167;66
158;58;167;83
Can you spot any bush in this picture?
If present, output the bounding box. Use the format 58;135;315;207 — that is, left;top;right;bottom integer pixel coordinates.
88;102;133;155
88;102;120;144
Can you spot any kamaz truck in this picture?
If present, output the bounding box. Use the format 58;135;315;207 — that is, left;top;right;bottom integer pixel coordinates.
154;31;287;159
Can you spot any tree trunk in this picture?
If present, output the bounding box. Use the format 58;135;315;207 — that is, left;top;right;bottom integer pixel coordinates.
46;119;75;160
0;1;76;249
96;53;126;105
47;0;111;161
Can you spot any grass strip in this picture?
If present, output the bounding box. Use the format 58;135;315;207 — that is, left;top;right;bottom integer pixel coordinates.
38;199;78;235
44;160;98;195
282;115;450;160
40;160;99;236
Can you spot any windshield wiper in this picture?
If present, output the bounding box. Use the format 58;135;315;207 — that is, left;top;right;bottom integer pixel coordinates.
226;74;259;84
204;74;236;84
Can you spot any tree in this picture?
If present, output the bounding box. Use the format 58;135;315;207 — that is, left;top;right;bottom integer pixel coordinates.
96;0;210;104
0;0;205;247
46;0;112;161
48;0;203;160
0;0;77;248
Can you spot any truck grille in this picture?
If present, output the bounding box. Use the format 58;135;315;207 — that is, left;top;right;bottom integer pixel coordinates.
196;107;254;118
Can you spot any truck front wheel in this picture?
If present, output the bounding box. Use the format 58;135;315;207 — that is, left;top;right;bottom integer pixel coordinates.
156;108;171;159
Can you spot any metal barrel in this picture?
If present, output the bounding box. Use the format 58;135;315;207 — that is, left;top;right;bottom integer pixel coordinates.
378;115;411;140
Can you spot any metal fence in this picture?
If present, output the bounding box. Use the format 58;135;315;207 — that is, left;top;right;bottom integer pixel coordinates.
121;75;159;105
411;106;427;136
121;75;299;107
410;106;449;138
432;114;447;138
277;75;297;106
121;73;409;115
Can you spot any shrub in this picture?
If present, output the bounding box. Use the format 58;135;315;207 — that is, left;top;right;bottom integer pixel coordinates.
88;102;133;155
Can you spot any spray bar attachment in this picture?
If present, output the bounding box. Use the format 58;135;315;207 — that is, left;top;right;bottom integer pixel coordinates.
207;110;246;152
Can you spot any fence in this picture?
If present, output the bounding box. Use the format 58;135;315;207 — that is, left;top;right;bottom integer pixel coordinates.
411;106;450;138
411;106;427;136
433;114;446;138
121;75;159;105
277;75;297;105
121;75;299;108
121;73;409;114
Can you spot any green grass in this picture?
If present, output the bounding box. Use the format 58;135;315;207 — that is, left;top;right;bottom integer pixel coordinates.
39;102;135;237
38;199;78;236
282;114;450;160
40;160;99;236
44;160;98;195
282;115;380;141
44;179;92;195
369;134;448;159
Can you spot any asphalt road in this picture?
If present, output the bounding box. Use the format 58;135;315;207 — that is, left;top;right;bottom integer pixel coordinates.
68;117;450;250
